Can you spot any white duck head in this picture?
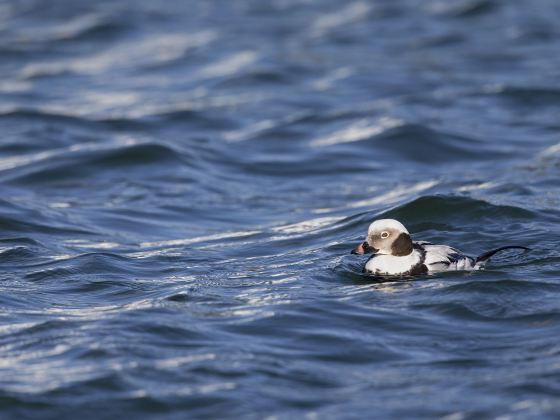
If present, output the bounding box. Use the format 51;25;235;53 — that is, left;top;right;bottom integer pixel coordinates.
352;219;413;257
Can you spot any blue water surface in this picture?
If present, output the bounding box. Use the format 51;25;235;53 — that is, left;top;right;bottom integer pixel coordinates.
1;0;560;418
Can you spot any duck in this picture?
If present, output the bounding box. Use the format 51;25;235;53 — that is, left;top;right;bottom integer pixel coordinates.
351;219;529;276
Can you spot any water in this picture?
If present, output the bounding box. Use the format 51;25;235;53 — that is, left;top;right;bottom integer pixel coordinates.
1;0;560;418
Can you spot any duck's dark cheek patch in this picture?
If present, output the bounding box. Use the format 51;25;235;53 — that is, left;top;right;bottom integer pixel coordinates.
391;233;413;256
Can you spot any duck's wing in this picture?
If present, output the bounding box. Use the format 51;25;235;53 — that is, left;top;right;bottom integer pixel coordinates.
416;243;476;271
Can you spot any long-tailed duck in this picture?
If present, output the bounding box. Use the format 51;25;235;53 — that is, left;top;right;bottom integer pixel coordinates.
351;219;529;276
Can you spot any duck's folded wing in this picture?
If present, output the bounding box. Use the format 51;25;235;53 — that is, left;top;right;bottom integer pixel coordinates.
421;244;474;271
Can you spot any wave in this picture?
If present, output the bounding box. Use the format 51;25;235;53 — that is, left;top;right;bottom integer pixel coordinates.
380;195;536;224
355;123;508;163
0;108;102;128
0;106;239;134
20;30;218;78
310;119;513;164
0;202;83;246
24;252;140;281
485;85;560;107
4;143;189;186
430;0;498;18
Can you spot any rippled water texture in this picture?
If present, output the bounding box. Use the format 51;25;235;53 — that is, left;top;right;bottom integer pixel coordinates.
1;0;560;418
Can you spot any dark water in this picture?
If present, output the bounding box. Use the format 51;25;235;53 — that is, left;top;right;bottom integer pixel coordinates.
1;0;560;418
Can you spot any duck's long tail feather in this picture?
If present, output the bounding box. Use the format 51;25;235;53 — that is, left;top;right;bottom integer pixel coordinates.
475;246;530;263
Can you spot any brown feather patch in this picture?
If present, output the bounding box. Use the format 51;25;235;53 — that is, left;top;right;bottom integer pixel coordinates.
391;233;413;256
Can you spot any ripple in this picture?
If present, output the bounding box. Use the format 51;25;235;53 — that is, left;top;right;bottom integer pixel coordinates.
310;116;403;147
488;85;560;107
383;195;536;225
311;120;512;164
199;51;258;79
20;30;218;78
429;0;498;18
310;2;372;37
5;142;189;186
2;0;560;418
11;12;126;44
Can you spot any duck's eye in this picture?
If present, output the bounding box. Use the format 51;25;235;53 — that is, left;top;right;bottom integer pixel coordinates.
381;231;390;239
